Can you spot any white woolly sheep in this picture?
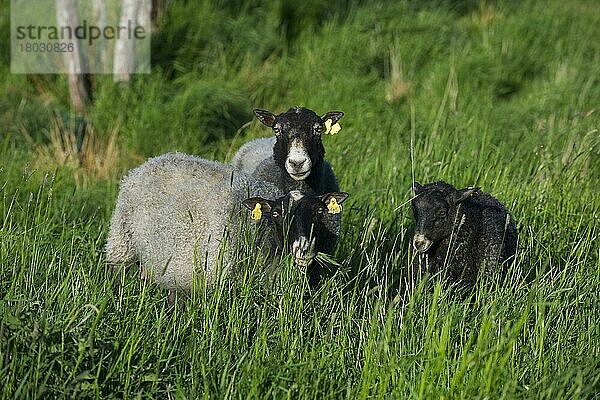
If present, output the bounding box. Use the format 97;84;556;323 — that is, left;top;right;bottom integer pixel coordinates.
106;152;349;299
231;136;276;175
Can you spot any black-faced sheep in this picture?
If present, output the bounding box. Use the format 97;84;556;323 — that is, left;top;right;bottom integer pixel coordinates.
231;106;343;195
106;152;349;299
411;181;518;289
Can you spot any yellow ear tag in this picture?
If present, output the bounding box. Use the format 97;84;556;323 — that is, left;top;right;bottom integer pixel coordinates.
324;119;342;135
251;203;262;220
327;197;342;214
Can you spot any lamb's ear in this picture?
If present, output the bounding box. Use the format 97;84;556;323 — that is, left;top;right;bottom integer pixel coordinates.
253;109;276;128
412;182;424;194
449;187;480;204
320;111;344;125
242;197;273;220
320;192;349;215
320;192;349;205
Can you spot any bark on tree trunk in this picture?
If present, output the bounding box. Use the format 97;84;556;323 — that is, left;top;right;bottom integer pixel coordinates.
113;0;140;83
92;0;108;72
55;0;91;114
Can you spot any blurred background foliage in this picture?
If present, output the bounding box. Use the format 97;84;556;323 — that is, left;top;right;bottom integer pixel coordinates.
0;0;598;208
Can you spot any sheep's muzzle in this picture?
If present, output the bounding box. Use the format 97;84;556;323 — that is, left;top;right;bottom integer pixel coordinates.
413;233;433;253
292;236;316;267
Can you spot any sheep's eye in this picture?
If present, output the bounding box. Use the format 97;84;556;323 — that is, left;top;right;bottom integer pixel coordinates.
437;210;447;218
313;124;322;134
273;127;281;135
271;211;280;218
316;207;324;215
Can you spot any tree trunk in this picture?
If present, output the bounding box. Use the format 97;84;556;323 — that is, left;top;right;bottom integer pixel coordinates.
92;0;108;72
113;0;140;83
138;0;151;32
55;0;91;114
151;0;170;27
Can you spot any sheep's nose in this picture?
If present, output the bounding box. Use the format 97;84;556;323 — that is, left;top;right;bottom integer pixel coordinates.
293;236;316;267
288;158;306;169
413;234;432;253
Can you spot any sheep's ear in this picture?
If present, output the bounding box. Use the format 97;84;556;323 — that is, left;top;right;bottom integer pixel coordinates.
449;187;480;204
413;182;424;194
320;192;349;214
242;197;273;220
320;192;349;205
253;109;276;128
320;111;344;125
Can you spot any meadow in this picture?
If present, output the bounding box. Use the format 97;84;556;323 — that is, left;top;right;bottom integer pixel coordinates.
1;0;599;398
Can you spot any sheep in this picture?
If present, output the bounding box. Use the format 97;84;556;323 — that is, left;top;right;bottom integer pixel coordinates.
231;136;276;175
410;180;518;290
231;106;343;195
232;107;345;253
106;152;349;299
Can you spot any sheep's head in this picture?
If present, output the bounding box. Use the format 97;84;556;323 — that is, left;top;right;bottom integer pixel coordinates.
411;181;480;253
253;107;344;181
243;190;349;267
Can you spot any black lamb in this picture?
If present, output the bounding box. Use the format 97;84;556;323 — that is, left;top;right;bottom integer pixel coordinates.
411;180;518;289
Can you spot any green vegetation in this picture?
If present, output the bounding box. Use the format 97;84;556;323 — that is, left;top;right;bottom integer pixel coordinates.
1;0;599;398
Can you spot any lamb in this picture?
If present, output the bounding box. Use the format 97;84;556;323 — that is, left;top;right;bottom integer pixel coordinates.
231;107;343;195
410;180;518;289
106;152;349;299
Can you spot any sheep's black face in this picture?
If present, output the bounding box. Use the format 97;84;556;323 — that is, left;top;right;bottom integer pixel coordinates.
411;191;451;253
411;182;479;253
243;190;349;267
254;107;344;181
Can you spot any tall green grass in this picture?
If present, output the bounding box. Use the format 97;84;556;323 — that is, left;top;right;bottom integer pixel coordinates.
1;0;599;398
